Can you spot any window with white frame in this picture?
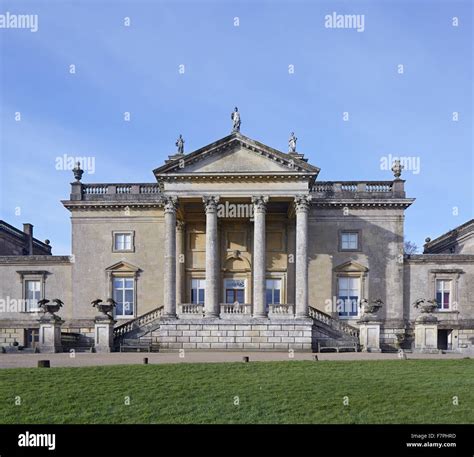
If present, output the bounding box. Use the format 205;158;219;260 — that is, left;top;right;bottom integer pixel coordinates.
191;279;205;304
113;232;133;252
340;232;359;250
113;277;134;317
436;279;452;310
225;279;245;304
266;279;281;307
25;280;41;312
337;276;359;317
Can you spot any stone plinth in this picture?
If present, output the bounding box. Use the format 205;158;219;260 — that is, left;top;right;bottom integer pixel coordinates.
414;315;439;353
94;316;117;353
38;316;64;353
357;319;381;352
153;318;314;351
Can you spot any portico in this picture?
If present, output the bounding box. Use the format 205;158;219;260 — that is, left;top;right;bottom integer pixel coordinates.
161;192;312;321
155;131;318;323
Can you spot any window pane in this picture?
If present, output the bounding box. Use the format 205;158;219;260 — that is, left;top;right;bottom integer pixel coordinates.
226;290;233;304
274;289;280;304
198;289;205;304
266;289;272;305
443;292;450;308
125;278;134;289
236;290;244;303
436;292;442;308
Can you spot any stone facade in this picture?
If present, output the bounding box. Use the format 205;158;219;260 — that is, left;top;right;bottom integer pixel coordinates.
0;132;473;353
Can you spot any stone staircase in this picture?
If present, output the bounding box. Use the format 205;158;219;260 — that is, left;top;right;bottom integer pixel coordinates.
309;306;360;351
113;306;164;349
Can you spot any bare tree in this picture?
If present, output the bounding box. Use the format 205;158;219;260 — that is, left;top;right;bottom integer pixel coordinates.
404;241;419;255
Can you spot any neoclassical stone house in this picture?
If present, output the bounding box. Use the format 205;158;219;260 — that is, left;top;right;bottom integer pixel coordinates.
0;130;473;353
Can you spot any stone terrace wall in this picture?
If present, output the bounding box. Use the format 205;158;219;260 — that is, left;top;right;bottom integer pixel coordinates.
151;318;313;351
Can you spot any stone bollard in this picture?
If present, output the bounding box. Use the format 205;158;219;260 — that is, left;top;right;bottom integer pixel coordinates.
143;357;149;365
242;356;249;363
37;360;50;368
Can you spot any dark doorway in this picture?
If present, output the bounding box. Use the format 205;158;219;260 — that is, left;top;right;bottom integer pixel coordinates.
438;329;452;350
25;329;39;349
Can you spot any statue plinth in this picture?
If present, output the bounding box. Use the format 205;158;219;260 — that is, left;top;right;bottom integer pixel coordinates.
94;316;117;353
414;314;439;353
38;314;64;353
357;318;382;352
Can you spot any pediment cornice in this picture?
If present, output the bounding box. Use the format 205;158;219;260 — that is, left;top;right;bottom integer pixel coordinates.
153;133;320;181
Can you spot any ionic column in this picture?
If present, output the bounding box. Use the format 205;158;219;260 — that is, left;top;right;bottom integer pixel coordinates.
176;220;186;307
163;197;178;318
203;196;220;318
294;195;311;318
252;196;269;318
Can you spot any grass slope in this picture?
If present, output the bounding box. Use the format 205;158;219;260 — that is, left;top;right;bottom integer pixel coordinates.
0;360;472;424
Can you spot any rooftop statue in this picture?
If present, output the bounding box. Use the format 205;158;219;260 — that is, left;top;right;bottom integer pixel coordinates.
175;134;185;154
231;107;241;132
289;132;297;153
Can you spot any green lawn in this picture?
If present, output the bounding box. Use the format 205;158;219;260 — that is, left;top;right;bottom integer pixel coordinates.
0;360;473;424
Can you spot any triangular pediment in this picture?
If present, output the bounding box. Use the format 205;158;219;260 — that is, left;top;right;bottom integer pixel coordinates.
105;261;140;273
334;260;369;273
153;133;319;178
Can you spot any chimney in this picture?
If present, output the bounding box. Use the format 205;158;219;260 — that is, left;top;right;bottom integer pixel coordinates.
23;223;33;255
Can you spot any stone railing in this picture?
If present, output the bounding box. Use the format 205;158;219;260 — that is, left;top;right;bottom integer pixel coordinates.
113;306;163;339
69;183;162;202
309;306;359;338
179;303;205;316
312;181;405;199
220;303;253;317
268;304;295;315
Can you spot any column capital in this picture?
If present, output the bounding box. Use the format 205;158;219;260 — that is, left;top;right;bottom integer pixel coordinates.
294;194;312;213
251;195;269;213
203;195;220;213
164;196;178;214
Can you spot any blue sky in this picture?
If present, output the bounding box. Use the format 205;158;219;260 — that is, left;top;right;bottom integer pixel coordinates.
0;0;472;254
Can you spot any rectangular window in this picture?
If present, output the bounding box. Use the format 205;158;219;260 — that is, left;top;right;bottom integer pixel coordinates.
436;280;451;310
338;277;359;317
113;277;134;317
113;233;133;251
225;279;245;304
341;232;359;250
266;279;281;306
25;280;41;312
191;279;205;304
